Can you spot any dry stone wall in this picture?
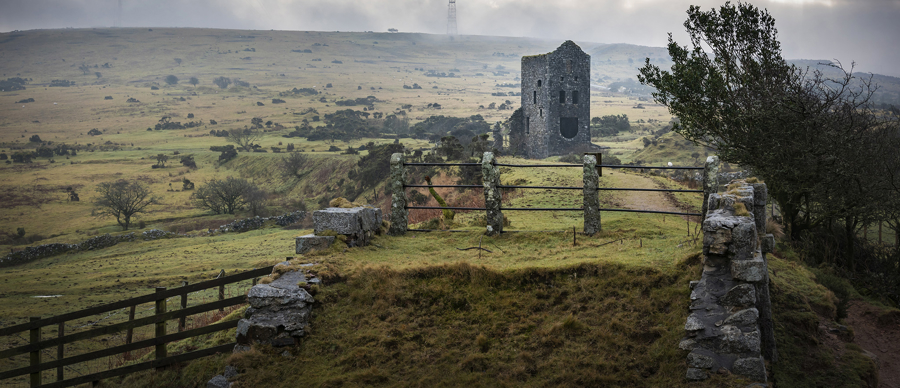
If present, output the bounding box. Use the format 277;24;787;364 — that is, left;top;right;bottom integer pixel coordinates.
681;179;776;382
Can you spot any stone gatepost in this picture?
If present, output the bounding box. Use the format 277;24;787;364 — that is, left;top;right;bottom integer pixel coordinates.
583;154;600;235
388;153;408;236
682;179;776;383
702;156;720;221
482;152;503;235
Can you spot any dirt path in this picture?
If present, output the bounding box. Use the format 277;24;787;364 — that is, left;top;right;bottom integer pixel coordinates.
845;301;900;387
607;172;682;213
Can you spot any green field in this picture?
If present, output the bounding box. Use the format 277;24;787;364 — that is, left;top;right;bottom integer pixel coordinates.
0;28;892;387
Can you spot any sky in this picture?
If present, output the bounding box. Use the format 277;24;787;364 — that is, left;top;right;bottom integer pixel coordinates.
1;0;898;77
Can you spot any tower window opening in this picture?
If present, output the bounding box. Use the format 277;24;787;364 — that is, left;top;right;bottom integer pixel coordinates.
572;90;579;104
537;79;542;87
559;90;566;104
533;91;537;104
540;108;543;117
526;117;530;134
567;59;572;73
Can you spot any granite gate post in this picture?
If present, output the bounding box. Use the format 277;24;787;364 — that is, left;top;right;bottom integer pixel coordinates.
702;155;720;221
388;153;408;236
482;152;503;235
583;154;600;235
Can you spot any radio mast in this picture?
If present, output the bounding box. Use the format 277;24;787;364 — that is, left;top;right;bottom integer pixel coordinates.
447;0;457;35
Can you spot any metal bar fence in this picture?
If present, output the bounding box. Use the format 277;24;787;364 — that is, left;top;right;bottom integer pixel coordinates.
398;155;708;232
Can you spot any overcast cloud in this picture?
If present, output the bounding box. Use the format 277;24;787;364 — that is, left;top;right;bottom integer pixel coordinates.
1;0;898;76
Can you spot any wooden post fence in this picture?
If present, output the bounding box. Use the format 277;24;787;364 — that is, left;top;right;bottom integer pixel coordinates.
29;317;40;388
0;265;275;388
155;287;167;365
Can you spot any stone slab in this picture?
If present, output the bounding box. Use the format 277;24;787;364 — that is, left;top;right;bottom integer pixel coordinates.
313;206;381;235
295;234;334;254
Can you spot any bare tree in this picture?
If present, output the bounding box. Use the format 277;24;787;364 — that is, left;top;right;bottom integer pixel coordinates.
192;177;262;214
279;152;309;178
93;180;155;230
226;127;263;152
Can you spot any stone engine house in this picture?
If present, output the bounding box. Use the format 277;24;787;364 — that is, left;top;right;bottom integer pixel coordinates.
520;41;591;159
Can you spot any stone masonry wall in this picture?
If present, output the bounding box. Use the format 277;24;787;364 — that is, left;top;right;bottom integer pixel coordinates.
681;179;776;382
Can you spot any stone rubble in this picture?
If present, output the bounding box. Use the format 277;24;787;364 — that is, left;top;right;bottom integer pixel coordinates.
235;262;317;350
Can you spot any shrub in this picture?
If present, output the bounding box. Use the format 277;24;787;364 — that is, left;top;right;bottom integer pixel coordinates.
213;76;231;89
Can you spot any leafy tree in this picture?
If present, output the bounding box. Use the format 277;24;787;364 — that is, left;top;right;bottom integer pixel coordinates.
95;72;102;79
189;77;199;86
226;127;263;152
192;177;262;214
504;108;527;156
180;155;197;169
437;136;465;161
155;153;169;167
591;114;630;137
354;142;404;189
93;180;155;230
174;58;182;66
78;64;91;75
213;76;231;89
383;114;409;134
164;75;179;85
638;2;899;243
28;134;42;143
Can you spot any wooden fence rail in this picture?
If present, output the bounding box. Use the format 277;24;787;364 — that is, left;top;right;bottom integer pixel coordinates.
0;265;274;387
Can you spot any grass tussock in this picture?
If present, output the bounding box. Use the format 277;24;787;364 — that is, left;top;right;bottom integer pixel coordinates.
768;246;878;386
733;202;751;217
221;260;747;388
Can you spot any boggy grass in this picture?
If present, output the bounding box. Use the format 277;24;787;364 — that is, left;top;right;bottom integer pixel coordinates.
223;258;747;387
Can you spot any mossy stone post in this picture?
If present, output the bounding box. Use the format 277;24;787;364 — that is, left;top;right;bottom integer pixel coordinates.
482;152;503;235
583;154;600;235
388;153;408;235
702;156;720;220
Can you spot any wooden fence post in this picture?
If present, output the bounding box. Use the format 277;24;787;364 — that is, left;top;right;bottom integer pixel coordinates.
155;287;167;365
218;270;225;312
180;281;188;332
29;317;40;388
57;322;65;381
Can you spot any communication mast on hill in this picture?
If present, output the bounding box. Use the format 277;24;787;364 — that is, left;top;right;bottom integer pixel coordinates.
447;0;458;35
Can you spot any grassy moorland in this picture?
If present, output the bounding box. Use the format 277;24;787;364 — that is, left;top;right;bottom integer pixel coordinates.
0;28;894;387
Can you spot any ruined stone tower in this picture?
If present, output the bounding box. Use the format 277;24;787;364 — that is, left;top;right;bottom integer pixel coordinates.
520;41;591;159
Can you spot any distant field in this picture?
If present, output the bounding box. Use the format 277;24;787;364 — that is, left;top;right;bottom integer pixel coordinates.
0;28;678;250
